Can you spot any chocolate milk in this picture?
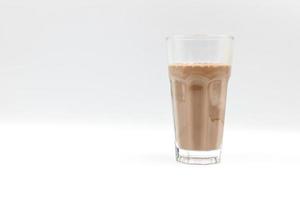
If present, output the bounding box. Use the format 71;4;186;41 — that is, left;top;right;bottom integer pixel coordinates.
169;63;231;151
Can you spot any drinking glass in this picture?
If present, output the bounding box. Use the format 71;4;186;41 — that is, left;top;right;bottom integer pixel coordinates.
167;34;234;164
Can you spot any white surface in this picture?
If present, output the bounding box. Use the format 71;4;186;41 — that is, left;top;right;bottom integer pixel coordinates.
1;123;300;200
0;0;300;199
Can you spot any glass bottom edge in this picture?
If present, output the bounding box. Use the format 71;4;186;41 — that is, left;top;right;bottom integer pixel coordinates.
175;146;221;165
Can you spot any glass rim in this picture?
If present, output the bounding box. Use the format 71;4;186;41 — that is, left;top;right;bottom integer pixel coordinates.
166;34;234;41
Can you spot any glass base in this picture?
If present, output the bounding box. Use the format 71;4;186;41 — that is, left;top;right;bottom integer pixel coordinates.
175;146;221;165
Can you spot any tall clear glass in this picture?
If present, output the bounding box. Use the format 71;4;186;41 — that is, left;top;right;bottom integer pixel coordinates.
167;34;234;165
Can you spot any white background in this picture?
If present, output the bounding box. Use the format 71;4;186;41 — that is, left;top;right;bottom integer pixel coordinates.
0;0;300;199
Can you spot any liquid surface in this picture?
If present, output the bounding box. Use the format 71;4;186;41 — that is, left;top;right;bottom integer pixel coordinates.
169;63;231;150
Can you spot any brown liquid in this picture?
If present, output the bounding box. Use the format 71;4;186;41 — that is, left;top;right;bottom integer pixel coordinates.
169;63;231;151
